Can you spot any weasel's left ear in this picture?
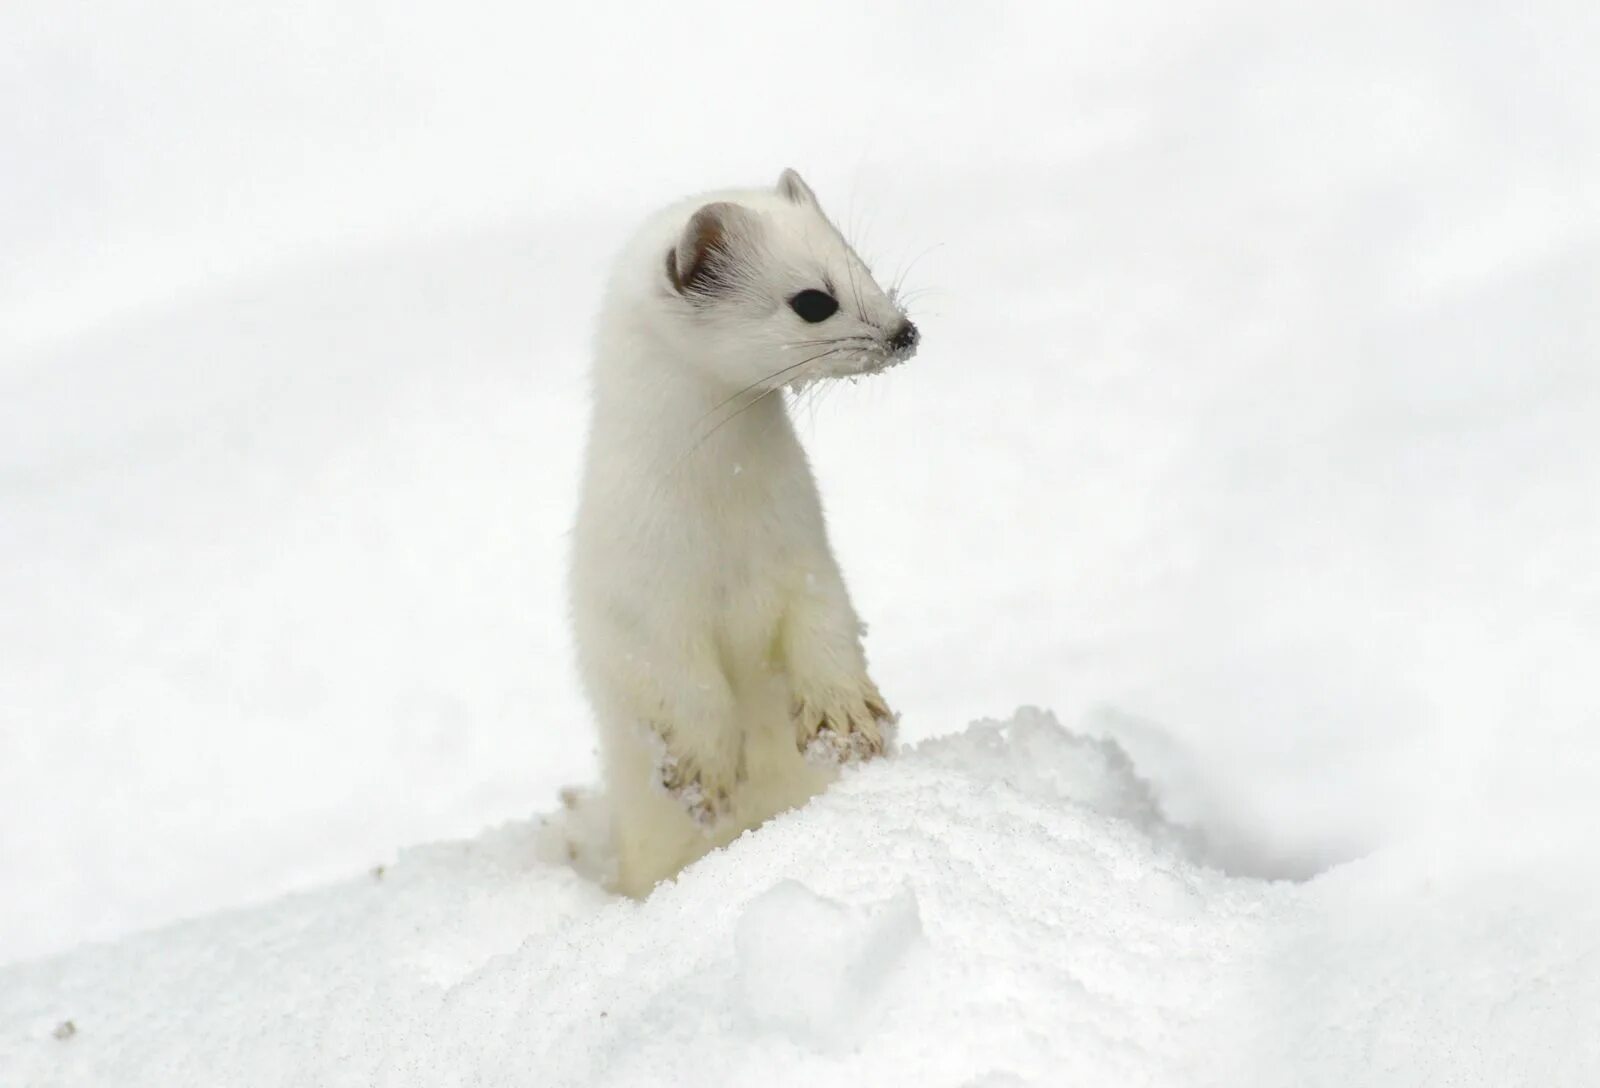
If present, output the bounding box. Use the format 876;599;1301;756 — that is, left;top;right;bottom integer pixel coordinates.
776;168;818;207
667;201;759;296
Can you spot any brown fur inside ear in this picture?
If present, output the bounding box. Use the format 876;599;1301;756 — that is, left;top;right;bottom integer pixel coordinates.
668;202;748;295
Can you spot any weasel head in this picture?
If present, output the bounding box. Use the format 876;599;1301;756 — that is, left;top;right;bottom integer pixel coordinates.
656;169;918;392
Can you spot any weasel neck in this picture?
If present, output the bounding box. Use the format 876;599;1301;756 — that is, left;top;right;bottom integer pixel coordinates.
589;337;804;482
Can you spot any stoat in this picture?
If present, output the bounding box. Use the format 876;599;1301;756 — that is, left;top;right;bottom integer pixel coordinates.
569;169;919;896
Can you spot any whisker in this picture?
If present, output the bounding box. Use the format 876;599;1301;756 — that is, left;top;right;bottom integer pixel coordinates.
894;287;942;308
694;346;841;435
801;379;831;427
892;242;944;298
782;335;875;350
671;346;847;472
809;379;841;422
690;379;795;457
844;256;864;324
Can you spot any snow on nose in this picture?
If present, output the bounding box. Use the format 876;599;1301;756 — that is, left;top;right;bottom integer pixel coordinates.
888;320;920;356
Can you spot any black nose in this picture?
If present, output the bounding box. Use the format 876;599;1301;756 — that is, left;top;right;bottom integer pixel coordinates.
888;320;920;354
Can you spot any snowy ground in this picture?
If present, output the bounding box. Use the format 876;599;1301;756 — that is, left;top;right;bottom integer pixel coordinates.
3;1;1598;1084
6;710;1596;1087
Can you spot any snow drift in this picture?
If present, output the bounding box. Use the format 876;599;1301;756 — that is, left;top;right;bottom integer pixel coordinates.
4;709;1595;1087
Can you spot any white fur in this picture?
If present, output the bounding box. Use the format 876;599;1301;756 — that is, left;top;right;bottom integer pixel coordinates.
569;170;916;896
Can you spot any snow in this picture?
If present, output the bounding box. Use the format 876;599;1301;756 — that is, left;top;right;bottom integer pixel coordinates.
3;0;1599;1083
732;880;923;1050
5;711;1594;1085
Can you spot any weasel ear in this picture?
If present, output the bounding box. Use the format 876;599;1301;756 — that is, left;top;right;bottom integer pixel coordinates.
776;167;818;207
667;201;758;296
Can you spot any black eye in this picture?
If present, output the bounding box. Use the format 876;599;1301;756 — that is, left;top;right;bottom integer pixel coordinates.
788;289;839;323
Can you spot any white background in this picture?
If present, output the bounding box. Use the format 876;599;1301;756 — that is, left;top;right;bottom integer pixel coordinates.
3;0;1597;964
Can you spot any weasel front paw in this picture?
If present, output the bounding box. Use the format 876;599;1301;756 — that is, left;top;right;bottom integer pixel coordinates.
646;724;737;831
794;683;897;766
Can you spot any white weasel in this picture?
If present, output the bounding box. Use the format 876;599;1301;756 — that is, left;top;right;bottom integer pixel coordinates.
569;169;919;896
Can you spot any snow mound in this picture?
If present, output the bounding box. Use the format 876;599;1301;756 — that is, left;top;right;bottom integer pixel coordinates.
734;881;923;1050
2;709;1595;1087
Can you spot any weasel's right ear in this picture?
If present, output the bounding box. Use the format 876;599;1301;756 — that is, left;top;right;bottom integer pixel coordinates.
776;167;818;207
666;202;757;296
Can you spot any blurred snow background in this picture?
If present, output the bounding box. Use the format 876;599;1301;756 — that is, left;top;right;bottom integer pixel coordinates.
1;0;1596;1020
